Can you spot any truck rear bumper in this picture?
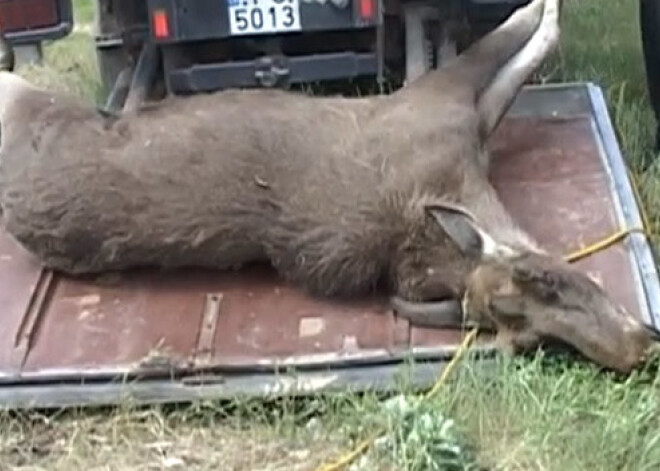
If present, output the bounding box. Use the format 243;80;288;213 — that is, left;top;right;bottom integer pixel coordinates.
167;51;378;92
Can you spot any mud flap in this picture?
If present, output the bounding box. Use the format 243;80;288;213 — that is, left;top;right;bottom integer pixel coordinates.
0;82;658;409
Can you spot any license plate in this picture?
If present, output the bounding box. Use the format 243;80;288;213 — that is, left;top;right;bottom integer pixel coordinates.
227;0;302;35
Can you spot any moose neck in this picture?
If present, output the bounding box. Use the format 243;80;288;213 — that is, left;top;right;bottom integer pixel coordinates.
460;178;542;254
400;148;541;255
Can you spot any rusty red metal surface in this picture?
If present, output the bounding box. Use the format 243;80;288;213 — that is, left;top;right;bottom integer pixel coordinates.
0;115;643;381
490;117;639;317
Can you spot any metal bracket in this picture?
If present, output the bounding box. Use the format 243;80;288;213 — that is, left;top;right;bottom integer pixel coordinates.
193;293;223;367
123;42;161;113
254;56;290;87
403;3;438;84
11;269;55;374
94;26;150;51
103;65;133;114
402;1;459;84
13;43;43;67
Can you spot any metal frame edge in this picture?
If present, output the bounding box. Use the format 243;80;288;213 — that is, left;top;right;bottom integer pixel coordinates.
586;82;660;329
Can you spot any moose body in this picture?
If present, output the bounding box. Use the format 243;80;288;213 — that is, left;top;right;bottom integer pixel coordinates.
0;0;657;373
0;24;536;301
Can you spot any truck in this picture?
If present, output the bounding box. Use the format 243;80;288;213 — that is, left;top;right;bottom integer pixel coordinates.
0;0;659;409
91;0;531;108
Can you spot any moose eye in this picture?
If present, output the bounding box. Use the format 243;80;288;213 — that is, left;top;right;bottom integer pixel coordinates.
516;276;562;303
512;265;565;303
533;284;560;303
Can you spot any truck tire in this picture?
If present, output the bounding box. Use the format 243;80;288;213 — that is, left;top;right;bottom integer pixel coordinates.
641;0;660;150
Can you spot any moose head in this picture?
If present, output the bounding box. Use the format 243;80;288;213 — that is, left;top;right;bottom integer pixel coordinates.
393;204;660;374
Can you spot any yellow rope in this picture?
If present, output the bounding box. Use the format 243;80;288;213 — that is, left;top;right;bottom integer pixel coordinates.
315;432;382;471
564;169;650;263
315;327;479;471
316;167;651;471
423;328;480;400
563;227;647;263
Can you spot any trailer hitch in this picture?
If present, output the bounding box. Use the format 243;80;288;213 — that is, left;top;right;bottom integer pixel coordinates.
254;56;290;88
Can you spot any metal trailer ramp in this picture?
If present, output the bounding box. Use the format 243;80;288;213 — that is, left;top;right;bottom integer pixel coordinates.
1;82;659;409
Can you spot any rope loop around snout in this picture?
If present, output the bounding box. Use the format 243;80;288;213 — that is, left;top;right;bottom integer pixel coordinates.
315;169;652;471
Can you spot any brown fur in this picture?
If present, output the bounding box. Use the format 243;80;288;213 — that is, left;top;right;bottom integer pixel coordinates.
0;1;542;300
0;0;655;373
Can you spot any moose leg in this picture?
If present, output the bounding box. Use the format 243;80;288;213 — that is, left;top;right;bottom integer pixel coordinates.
478;0;561;136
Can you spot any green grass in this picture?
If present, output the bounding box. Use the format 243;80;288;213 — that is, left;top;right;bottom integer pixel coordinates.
72;0;95;25
17;31;101;103
3;0;660;470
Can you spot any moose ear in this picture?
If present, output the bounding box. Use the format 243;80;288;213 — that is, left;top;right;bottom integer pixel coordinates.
425;203;507;260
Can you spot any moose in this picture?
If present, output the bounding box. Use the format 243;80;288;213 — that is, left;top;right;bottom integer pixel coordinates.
0;0;657;373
